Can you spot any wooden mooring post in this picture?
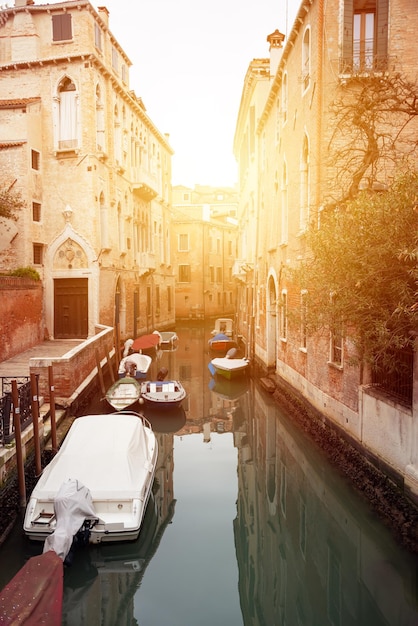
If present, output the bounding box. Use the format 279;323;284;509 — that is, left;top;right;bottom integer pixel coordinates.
95;349;106;396
30;373;42;476
11;380;26;508
48;366;58;455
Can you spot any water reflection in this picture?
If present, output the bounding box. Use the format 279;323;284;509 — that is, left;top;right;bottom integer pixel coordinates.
234;383;418;626
0;322;417;625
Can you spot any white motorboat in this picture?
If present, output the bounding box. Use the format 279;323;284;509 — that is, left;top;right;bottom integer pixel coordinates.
209;348;250;380
23;412;158;550
118;353;152;379
140;380;187;409
159;331;179;348
210;318;234;337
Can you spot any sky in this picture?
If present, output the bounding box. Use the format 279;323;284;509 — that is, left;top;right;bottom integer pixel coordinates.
95;0;300;188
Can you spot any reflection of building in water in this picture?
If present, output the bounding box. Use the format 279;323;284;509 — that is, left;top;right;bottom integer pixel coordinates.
62;430;176;625
234;386;418;625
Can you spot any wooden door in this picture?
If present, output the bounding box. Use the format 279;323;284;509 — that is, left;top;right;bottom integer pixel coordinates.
54;278;88;338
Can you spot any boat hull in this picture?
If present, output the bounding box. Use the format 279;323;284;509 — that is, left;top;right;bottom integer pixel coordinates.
106;377;142;411
210;358;250;380
140;380;186;409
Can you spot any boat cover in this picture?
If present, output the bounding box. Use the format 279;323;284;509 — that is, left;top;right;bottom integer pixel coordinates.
131;333;160;351
209;333;231;343
43;479;96;561
29;413;155;501
0;551;63;625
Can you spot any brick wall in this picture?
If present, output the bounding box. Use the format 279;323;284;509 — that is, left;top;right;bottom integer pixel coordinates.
0;277;44;362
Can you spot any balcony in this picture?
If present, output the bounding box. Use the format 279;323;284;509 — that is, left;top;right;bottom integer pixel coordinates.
131;167;159;201
232;260;253;282
136;251;156;275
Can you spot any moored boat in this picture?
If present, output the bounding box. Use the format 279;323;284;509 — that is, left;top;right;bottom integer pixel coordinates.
209;348;250;380
159;331;179;348
23;412;158;549
210;318;234;337
118;353;152;379
105;376;142;410
208;333;238;353
140;380;187;409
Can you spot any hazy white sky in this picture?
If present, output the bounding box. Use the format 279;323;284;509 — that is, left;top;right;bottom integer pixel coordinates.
95;0;300;187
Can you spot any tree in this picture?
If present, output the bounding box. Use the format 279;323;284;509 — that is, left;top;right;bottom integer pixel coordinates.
292;172;418;372
0;180;24;220
326;73;418;204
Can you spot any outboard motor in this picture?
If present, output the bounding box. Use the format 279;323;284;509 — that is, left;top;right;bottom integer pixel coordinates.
157;367;168;381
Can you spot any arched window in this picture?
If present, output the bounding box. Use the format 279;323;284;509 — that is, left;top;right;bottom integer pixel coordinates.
57;76;78;150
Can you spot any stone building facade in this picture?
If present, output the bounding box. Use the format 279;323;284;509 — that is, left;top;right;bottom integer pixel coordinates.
233;0;418;498
172;185;238;321
0;0;175;343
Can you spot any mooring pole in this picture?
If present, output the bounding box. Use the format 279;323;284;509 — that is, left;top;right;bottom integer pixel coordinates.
48;366;58;454
106;348;115;383
95;349;106;395
11;380;26;508
30;373;41;476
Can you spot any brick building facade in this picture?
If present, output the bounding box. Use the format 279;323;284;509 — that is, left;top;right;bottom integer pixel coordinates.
0;0;175;343
233;0;418;496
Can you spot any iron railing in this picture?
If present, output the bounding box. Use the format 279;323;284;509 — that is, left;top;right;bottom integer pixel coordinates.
0;377;36;445
371;347;414;408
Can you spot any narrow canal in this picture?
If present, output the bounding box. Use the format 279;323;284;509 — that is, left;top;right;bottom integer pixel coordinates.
1;322;417;625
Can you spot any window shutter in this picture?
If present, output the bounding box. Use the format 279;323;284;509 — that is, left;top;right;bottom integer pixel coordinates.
376;0;388;69
341;0;353;73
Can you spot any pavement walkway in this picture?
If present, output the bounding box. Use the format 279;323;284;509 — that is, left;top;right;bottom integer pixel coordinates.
0;340;84;378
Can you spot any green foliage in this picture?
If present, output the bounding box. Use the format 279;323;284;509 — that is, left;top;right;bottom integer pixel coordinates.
9;267;40;281
292;172;418;365
0;182;25;220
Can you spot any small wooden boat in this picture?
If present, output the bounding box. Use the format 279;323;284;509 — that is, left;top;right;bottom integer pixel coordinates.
105;376;142;410
140;380;187;409
118;353;152;379
23;412;158;548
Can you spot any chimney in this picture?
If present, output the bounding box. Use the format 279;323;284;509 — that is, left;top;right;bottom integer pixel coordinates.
15;0;34;6
267;29;285;77
97;6;109;27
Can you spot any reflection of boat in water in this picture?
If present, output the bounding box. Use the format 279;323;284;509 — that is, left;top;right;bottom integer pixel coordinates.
145;406;187;434
62;493;177;625
209;376;249;400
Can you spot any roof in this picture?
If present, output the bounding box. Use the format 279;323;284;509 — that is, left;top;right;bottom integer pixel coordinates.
0;97;40;109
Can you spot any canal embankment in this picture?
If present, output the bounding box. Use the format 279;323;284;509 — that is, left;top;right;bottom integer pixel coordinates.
259;372;418;554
